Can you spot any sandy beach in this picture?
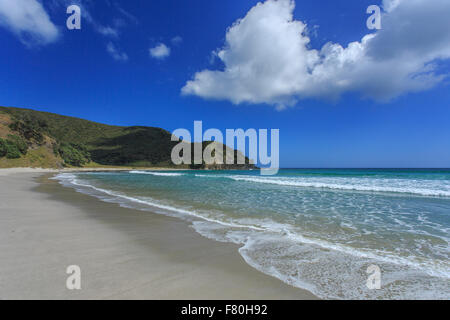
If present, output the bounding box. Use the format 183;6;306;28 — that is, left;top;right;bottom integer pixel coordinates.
0;169;316;299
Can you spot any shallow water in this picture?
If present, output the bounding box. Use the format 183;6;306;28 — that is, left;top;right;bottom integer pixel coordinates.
55;169;450;299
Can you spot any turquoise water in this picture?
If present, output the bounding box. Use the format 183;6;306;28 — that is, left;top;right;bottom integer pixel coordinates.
55;169;450;299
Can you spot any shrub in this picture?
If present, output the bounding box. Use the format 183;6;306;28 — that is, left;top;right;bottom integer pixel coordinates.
9;120;44;144
7;134;28;155
4;140;21;159
0;138;6;157
58;143;91;167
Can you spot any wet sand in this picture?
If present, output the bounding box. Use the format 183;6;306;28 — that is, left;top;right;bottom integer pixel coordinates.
0;170;317;299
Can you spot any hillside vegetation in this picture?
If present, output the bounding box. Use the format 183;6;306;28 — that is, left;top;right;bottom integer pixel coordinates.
0;106;255;169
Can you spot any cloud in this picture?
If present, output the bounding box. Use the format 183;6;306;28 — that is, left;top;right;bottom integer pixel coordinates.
50;0;128;39
0;0;59;46
55;0;130;61
63;0;120;38
149;43;170;59
171;35;183;45
106;41;128;61
182;0;450;109
115;4;138;25
96;25;119;38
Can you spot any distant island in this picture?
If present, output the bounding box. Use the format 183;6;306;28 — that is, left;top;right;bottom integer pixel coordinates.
0;106;255;170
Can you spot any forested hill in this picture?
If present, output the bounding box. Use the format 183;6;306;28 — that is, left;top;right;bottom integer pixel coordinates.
0;106;255;169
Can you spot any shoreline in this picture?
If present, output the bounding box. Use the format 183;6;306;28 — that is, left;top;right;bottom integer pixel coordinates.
0;167;191;176
0;170;317;299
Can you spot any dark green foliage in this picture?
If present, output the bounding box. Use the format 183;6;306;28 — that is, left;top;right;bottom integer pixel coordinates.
4;140;21;159
89;127;178;166
0;106;256;168
0;137;26;159
189;163;205;169
1;107;177;166
7;134;28;155
9;119;44;144
57;143;91;167
52;142;59;156
0;138;6;157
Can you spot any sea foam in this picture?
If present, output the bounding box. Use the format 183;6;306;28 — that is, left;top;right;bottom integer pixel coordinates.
53;171;450;299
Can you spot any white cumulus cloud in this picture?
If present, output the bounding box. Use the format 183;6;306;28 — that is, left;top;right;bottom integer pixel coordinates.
0;0;59;46
182;0;450;109
149;43;170;60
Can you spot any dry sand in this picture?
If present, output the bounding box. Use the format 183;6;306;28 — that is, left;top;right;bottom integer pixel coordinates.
0;169;317;299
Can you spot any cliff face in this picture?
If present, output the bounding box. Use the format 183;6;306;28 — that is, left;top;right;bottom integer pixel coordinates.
0;106;256;169
202;141;256;170
172;141;256;170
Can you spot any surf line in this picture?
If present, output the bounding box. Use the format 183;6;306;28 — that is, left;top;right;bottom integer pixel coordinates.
181;304;216;318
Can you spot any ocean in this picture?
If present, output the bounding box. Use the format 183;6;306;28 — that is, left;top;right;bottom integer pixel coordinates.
54;169;450;299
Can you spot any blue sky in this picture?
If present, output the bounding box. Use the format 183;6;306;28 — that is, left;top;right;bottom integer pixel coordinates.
1;0;450;168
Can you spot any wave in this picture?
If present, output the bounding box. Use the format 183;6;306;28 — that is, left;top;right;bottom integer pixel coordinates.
53;172;450;299
54;173;263;231
129;170;185;177
55;173;450;275
193;173;450;197
224;176;450;197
